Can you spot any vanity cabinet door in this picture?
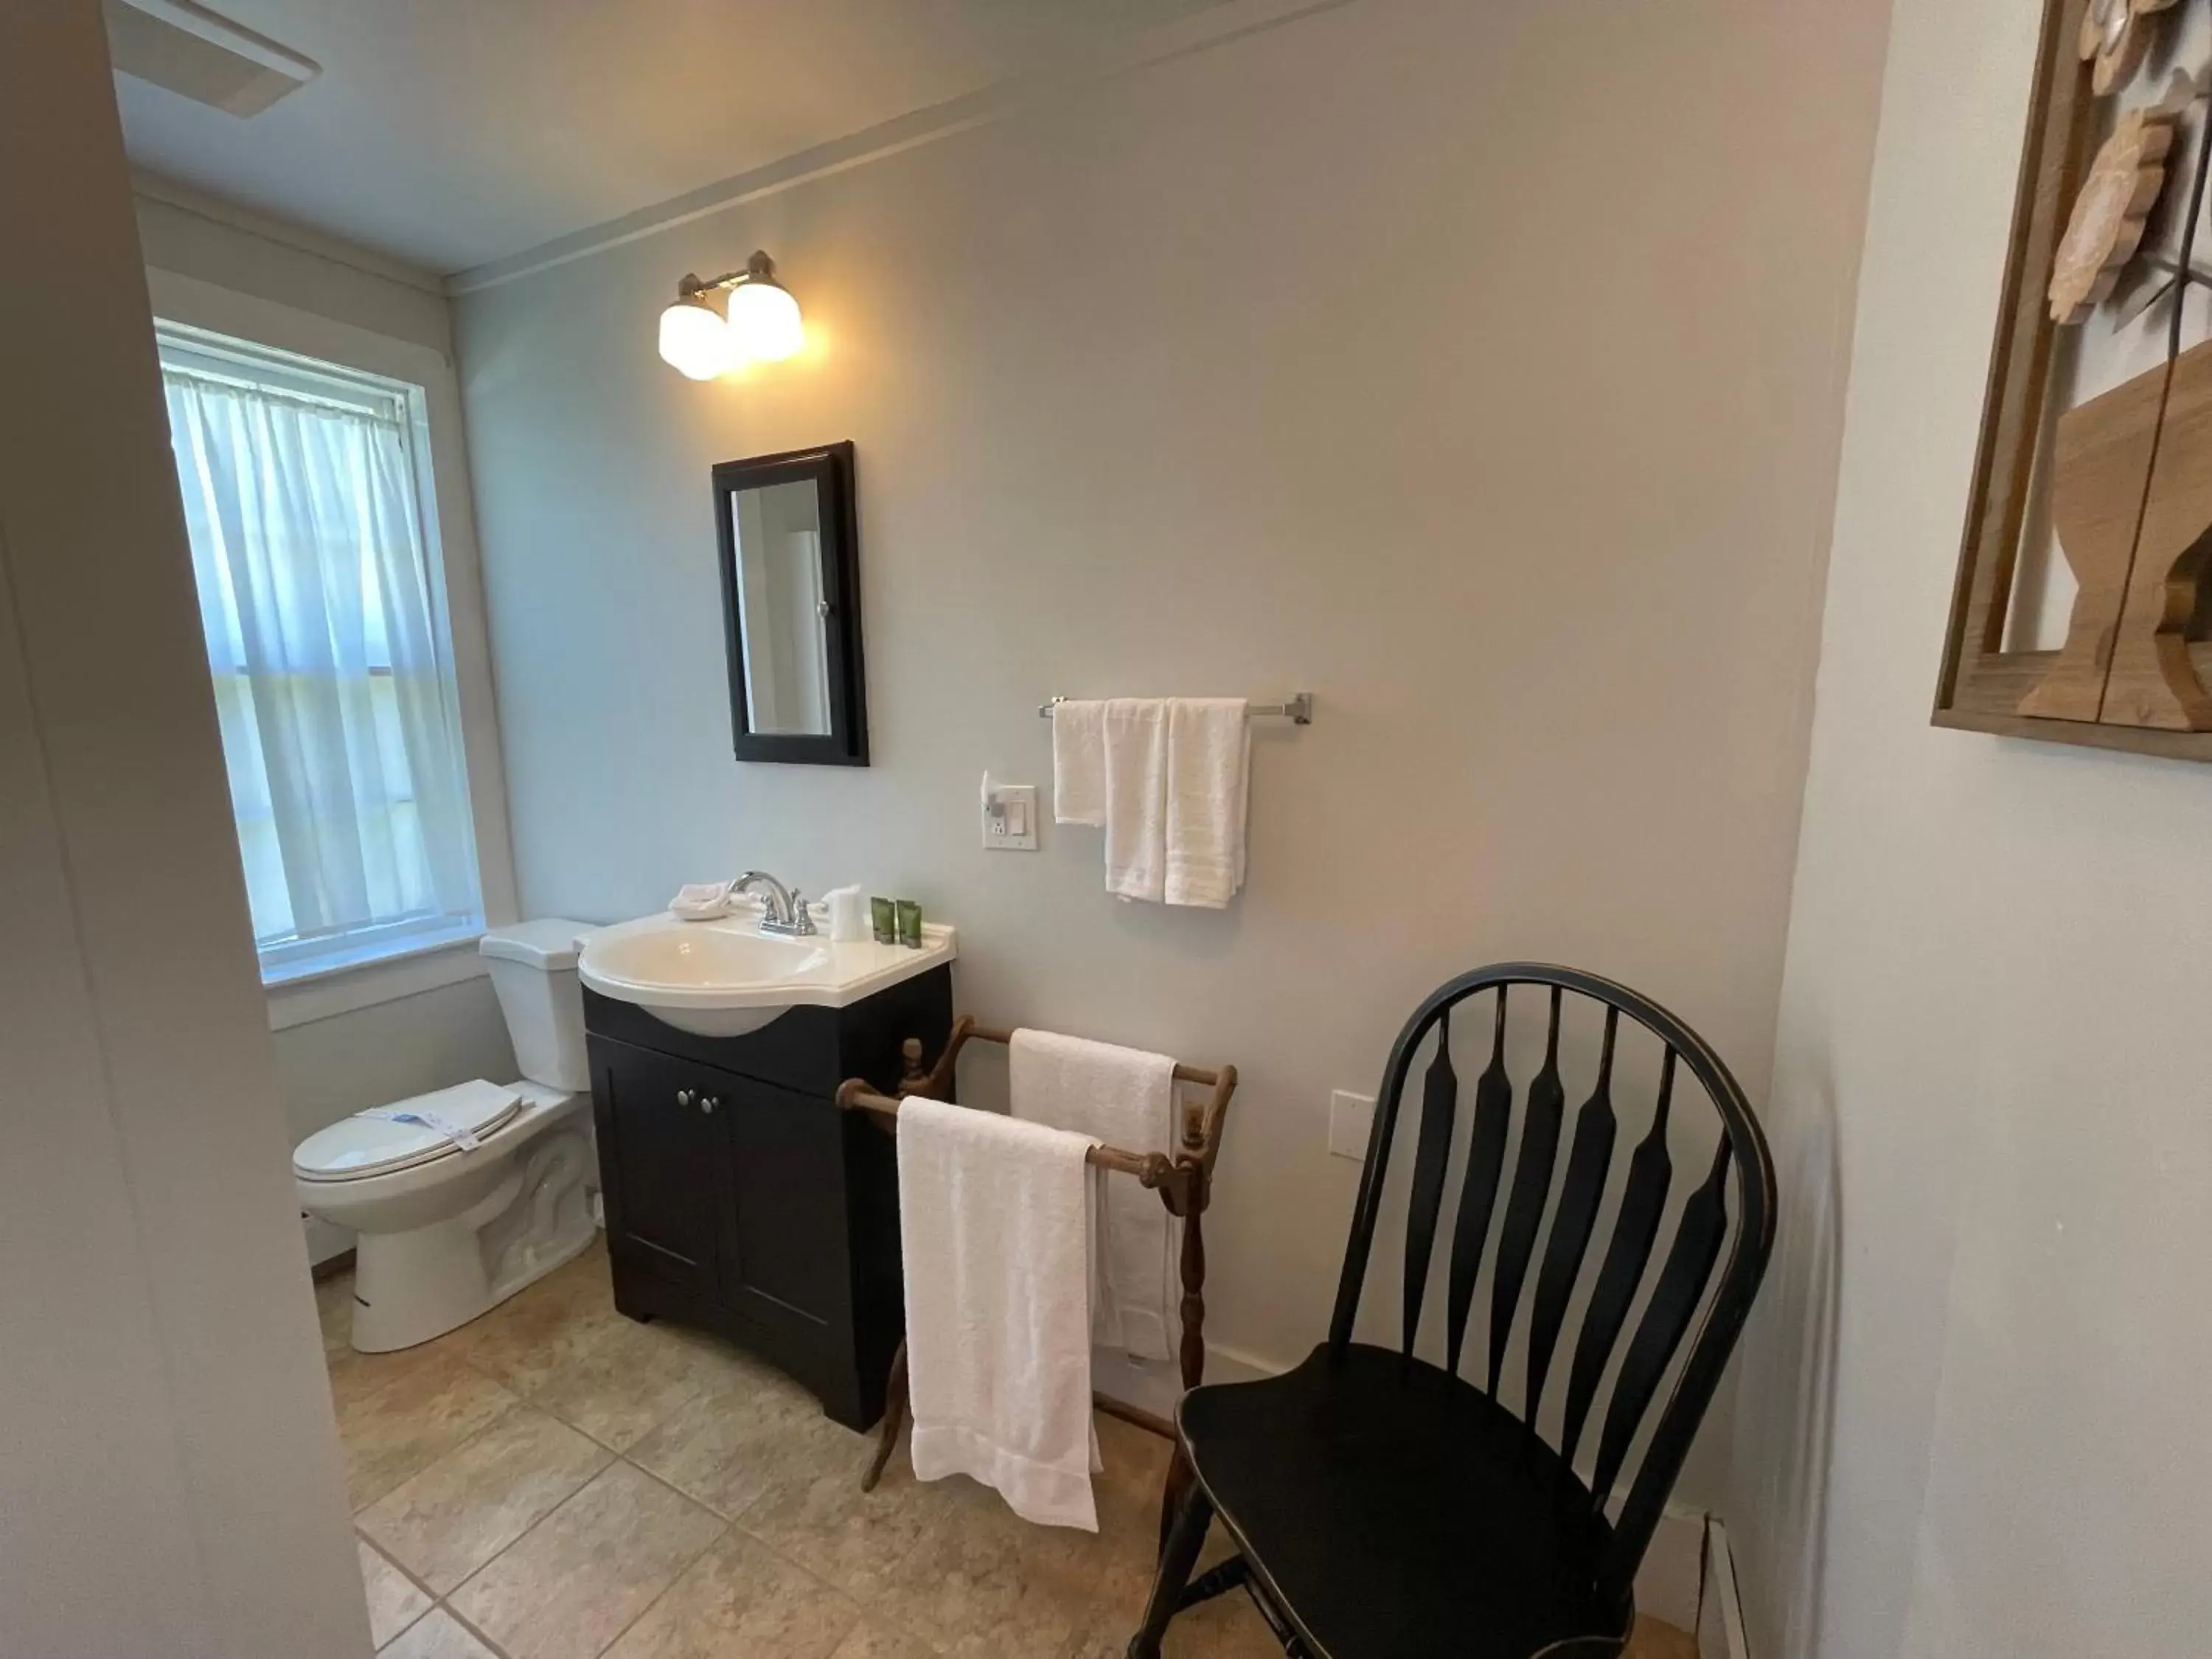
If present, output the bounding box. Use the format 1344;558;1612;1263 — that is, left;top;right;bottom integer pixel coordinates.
589;1038;730;1310
720;1074;846;1347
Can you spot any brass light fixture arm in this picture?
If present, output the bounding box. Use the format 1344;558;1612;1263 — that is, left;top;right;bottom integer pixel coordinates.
677;251;780;300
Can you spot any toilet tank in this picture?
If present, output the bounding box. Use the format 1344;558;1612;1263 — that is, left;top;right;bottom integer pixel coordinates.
478;919;601;1092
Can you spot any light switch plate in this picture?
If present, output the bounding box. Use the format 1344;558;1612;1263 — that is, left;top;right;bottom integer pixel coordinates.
983;781;1039;851
1329;1089;1376;1160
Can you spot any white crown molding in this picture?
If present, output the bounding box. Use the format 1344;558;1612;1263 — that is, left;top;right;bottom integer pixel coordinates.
130;166;446;296
444;0;1362;296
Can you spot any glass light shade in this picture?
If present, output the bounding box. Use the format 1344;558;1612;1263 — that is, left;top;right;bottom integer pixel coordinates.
658;296;730;380
726;278;804;362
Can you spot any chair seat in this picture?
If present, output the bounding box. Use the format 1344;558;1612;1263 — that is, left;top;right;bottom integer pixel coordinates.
1178;1343;1632;1659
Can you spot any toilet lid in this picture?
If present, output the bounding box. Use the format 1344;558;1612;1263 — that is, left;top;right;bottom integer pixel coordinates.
293;1080;524;1182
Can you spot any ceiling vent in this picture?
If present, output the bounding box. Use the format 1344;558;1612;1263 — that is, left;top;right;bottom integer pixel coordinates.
103;0;319;116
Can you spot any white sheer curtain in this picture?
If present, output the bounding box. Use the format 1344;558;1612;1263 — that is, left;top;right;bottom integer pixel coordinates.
162;361;480;957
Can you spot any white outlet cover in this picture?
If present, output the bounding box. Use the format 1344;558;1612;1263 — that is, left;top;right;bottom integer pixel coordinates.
1329;1090;1376;1160
982;781;1039;851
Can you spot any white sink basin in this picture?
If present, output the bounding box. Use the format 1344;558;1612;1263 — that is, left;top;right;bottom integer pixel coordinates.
577;908;956;1038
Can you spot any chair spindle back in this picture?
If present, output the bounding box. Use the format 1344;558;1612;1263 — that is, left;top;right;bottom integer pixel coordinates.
1328;964;1775;1601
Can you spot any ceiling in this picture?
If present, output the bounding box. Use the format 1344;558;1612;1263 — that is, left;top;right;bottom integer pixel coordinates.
112;0;1240;276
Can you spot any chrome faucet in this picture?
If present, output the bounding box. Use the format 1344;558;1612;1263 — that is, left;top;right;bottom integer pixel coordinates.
732;870;815;936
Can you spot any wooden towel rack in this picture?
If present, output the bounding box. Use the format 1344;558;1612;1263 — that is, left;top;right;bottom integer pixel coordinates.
835;1015;1237;1544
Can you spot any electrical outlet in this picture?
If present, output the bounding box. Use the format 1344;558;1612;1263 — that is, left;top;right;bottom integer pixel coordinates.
1329;1090;1375;1160
981;780;1039;851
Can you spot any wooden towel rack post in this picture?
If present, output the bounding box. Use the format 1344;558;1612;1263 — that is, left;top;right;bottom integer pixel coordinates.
835;1016;1238;1550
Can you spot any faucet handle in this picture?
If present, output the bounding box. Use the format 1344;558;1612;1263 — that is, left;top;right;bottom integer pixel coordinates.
788;891;816;934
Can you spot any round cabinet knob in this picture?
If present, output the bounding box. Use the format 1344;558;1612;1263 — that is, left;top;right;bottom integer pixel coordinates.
700;1096;719;1115
675;1088;695;1107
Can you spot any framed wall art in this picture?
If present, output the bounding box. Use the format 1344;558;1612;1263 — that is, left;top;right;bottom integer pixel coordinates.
1937;0;2212;759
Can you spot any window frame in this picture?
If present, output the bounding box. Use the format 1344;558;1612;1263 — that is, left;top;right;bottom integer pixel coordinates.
147;268;520;1030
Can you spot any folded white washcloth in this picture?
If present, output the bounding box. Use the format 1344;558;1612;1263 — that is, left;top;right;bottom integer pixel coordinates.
1051;700;1109;827
898;1096;1104;1531
1009;1029;1179;1363
669;880;735;921
1164;698;1250;908
1102;699;1169;902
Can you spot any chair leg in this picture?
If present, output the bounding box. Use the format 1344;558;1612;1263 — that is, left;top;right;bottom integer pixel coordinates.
1127;1479;1213;1659
1156;1447;1194;1557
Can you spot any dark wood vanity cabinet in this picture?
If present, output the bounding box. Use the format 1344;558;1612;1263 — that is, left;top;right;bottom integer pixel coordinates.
582;966;950;1430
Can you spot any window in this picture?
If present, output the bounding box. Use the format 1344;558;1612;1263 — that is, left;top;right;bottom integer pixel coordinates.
156;321;485;984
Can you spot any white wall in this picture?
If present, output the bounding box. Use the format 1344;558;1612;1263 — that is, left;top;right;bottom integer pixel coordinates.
1730;2;2212;1655
0;5;366;1653
456;0;1888;1504
133;176;519;1150
135;170;456;355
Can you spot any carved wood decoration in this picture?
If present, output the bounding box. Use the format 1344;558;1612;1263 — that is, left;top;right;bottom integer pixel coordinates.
2081;0;2179;98
2048;105;2177;323
1938;0;2212;759
2014;359;2167;718
2104;339;2212;726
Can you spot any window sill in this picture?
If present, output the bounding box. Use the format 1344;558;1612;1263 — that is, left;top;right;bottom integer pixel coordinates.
265;929;492;1032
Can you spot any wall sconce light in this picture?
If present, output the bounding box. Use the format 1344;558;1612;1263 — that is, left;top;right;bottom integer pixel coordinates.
656;250;804;380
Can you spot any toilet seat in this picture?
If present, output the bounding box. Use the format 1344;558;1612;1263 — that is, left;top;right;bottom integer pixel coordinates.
293;1079;524;1183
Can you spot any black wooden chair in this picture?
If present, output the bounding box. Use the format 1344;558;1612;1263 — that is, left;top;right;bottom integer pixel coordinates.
1127;964;1775;1659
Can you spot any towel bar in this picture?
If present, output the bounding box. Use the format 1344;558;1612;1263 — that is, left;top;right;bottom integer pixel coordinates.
1037;692;1312;724
835;1015;1239;1548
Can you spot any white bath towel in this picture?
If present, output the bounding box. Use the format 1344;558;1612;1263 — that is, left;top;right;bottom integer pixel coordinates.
1051;700;1109;827
897;1096;1105;1531
1164;698;1250;908
1102;698;1170;902
1009;1029;1179;1363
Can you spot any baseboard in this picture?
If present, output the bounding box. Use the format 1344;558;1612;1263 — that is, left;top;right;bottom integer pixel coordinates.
1698;1518;1750;1659
310;1246;356;1283
1638;1503;1706;1632
1091;1340;1276;1422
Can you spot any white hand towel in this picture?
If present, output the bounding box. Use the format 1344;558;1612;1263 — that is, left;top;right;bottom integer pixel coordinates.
1009;1029;1179;1363
1164;698;1251;908
1102;699;1169;902
897;1096;1105;1531
669;880;735;921
1051;700;1109;827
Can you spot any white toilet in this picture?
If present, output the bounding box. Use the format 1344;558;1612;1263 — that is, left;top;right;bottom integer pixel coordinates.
295;919;602;1353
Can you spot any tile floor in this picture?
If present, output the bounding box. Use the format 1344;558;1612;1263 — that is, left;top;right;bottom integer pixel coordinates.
321;1239;1696;1659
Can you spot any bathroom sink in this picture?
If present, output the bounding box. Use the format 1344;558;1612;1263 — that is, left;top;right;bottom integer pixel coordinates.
577;908;957;1038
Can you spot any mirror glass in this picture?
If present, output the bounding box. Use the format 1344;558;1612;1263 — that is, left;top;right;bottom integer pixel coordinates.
727;477;832;736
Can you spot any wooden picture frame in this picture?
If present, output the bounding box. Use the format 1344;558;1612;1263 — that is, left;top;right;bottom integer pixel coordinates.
1935;0;2212;760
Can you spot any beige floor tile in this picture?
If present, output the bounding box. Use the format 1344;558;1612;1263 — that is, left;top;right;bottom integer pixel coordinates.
521;1314;731;1452
316;1270;360;1363
605;1530;865;1659
355;1536;432;1649
448;1241;630;1396
827;1616;939;1659
449;1461;726;1659
1092;1413;1175;1501
376;1607;502;1659
1073;1422;1187;1621
357;1406;613;1593
1161;1590;1289;1658
1629;1613;1699;1659
335;1350;518;1512
731;1414;952;1607
626;1369;824;1520
865;1478;1094;1658
326;1333;443;1416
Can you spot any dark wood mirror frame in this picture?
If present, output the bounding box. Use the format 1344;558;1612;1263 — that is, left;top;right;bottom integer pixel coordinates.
713;441;869;766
